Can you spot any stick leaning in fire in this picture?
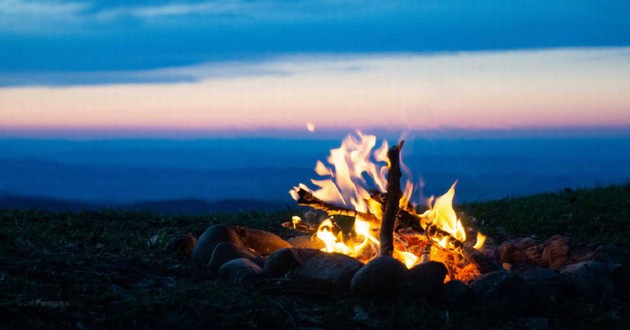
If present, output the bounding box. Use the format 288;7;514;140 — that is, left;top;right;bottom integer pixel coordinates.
379;140;404;257
294;140;499;272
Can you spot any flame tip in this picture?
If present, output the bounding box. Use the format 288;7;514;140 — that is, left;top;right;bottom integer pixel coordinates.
292;131;486;280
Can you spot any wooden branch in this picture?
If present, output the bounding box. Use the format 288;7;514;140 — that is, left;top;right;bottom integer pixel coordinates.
424;223;465;251
379;140;404;257
295;188;379;224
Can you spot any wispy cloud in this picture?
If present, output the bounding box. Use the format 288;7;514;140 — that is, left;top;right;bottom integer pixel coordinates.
2;0;629;75
0;0;89;33
0;0;391;34
2;47;629;132
5;47;629;87
95;0;382;22
95;1;245;21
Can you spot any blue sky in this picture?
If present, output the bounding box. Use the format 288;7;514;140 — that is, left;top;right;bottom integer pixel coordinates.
1;1;630;136
2;0;630;84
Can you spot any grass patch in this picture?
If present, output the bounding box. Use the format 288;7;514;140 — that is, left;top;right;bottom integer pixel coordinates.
461;184;630;247
1;184;630;328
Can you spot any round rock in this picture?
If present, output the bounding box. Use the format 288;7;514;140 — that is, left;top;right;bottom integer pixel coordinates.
541;235;571;269
264;248;321;278
350;256;408;298
235;226;292;255
515;266;564;304
469;271;532;313
165;234;196;257
191;225;245;264
287;235;326;249
290;252;363;290
405;261;448;298
218;258;266;282
207;242;256;272
559;261;619;301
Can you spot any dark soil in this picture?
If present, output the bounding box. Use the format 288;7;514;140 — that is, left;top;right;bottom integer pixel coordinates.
2;184;630;329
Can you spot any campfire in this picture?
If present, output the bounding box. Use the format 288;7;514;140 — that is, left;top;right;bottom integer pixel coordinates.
179;130;627;309
287;131;490;282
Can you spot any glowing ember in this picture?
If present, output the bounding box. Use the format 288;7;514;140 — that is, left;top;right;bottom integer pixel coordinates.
290;131;486;280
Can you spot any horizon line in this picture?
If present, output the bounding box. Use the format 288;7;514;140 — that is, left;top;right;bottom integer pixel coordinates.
1;125;629;140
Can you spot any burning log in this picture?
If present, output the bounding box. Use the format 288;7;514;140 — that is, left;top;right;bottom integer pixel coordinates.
424;223;465;251
295;188;380;224
289;132;496;281
380;140;404;257
295;187;421;230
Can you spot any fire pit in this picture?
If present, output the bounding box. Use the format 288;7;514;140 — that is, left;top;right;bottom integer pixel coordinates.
178;131;628;309
288;131;491;283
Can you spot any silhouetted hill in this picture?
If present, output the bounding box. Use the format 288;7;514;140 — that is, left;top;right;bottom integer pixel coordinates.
0;195;288;215
0;195;99;212
126;198;288;214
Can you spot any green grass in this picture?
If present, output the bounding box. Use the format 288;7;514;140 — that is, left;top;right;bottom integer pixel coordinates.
461;184;630;247
1;184;629;329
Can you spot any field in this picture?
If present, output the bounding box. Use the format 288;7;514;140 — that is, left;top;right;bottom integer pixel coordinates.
1;184;629;329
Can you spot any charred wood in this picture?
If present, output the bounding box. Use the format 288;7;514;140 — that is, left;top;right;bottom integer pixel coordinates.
380;141;404;257
295;188;380;224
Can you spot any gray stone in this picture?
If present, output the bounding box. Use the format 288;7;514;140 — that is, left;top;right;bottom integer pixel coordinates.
207;242;256;272
287;235;326;249
350;256;408;298
559;261;620;301
469;271;532;312
264;248;321;278
191;225;245;264
235;226;292;256
218;258;266;282
405;261;448;298
290;252;363;290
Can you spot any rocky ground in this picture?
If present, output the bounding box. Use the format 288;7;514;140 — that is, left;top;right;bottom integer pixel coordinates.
1;184;629;329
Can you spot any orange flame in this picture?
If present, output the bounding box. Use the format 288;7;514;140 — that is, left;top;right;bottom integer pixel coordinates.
291;131;485;270
420;182;467;248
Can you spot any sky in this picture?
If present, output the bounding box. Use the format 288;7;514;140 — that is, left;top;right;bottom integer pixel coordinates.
1;0;630;137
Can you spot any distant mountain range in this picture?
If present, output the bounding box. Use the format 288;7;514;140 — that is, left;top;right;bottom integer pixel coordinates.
0;194;290;215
